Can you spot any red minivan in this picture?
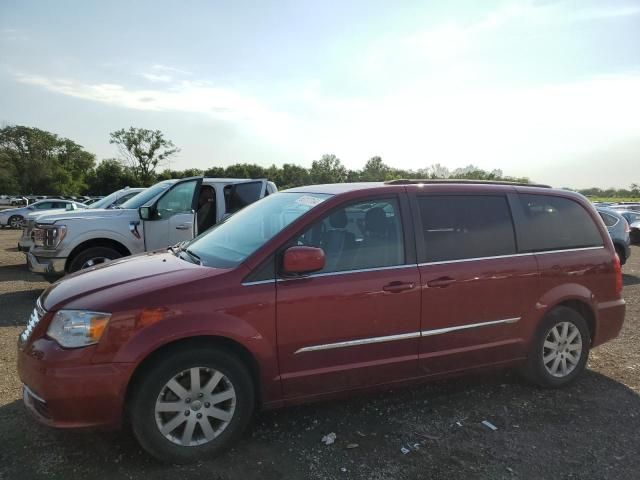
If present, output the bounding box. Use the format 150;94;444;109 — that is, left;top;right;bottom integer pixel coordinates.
17;181;625;463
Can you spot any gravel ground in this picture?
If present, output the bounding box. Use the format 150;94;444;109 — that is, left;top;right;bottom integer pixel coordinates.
0;228;638;480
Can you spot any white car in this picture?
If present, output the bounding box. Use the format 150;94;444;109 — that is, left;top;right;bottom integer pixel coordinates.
0;199;86;229
0;195;27;206
18;187;144;252
28;177;276;279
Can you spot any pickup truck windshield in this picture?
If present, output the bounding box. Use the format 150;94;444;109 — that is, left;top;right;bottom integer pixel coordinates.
187;192;330;268
120;181;176;209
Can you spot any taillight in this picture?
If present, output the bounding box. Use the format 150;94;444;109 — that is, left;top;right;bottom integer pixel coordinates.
624;219;631;234
613;254;623;295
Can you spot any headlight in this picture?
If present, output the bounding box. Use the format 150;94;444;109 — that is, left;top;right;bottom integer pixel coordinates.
33;224;67;249
47;310;111;348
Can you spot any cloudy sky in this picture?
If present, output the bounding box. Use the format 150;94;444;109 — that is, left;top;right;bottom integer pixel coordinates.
1;0;639;188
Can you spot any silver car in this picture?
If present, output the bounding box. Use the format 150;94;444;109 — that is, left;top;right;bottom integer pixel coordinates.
0;199;86;229
17;188;144;252
597;207;632;264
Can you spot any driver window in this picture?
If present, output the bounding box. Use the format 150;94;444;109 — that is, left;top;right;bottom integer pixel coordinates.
293;198;405;274
156;180;198;219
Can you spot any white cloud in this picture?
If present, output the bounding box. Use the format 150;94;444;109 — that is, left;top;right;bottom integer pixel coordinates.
139;72;172;83
13;72;291;142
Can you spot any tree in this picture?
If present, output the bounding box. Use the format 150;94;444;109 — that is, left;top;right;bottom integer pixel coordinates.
359;156;393;182
0;125;95;195
86;159;139;195
267;163;310;189
109;127;180;185
310;154;347;184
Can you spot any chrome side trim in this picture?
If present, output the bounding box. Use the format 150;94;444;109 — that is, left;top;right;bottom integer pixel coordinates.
294;331;421;354
294;317;521;354
418;246;604;267
23;384;46;404
597;299;626;310
241;279;276;286
420;317;521;337
279;263;417;282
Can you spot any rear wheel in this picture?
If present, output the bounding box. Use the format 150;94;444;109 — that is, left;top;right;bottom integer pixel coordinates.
129;348;255;463
524;306;590;388
68;246;122;272
8;215;23;229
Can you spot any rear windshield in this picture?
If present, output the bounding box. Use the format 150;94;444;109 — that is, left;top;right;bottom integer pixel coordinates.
516;194;604;252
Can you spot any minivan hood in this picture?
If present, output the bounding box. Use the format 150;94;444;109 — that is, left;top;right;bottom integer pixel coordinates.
40;251;230;311
35;208;134;224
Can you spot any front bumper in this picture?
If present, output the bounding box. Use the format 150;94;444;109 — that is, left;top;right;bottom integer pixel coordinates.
18;237;33;252
18;337;135;429
27;251;66;277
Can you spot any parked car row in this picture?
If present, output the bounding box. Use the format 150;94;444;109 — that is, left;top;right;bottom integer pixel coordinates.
16;180;625;463
17;178;276;280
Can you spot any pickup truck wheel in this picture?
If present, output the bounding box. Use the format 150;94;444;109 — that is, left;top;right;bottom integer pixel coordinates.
8;215;23;229
68;246;122;272
524;306;590;388
129;348;255;464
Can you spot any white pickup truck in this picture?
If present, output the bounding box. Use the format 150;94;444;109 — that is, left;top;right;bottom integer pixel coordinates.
27;177;276;279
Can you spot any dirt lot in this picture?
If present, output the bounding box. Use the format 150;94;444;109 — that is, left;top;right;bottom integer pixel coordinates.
0;229;638;480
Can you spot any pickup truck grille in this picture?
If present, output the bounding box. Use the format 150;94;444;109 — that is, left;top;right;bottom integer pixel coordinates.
20;299;45;345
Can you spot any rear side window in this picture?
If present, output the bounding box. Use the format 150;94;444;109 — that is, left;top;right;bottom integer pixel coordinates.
417;195;516;262
224;181;264;214
516;194;603;252
599;212;619;227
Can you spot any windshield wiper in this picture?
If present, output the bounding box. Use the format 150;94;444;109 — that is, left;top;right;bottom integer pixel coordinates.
183;248;202;265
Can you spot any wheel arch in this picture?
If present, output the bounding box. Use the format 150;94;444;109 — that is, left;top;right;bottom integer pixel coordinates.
123;335;262;417
542;299;596;345
66;238;131;272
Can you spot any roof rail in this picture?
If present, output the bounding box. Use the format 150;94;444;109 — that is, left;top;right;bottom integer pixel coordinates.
384;179;551;188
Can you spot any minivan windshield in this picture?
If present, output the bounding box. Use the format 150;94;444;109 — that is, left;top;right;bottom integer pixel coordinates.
120;181;176;209
186;192;331;268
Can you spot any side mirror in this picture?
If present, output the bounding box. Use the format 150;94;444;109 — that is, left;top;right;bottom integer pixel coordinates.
283;246;325;275
139;206;152;220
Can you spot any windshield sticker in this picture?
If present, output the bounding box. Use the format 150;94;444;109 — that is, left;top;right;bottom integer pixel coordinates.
295;195;326;208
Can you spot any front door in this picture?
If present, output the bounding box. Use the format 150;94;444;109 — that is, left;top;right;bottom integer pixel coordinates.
412;193;537;375
276;195;421;399
144;178;202;251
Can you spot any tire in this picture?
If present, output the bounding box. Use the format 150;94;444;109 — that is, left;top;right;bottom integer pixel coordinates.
524;306;591;388
129;347;255;464
8;215;23;229
615;244;627;265
68;246;122;272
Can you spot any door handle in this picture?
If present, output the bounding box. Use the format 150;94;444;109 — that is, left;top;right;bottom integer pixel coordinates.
175;224;191;230
383;281;415;293
427;277;456;288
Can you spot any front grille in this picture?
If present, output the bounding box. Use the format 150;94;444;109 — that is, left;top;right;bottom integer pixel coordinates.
20;299;45;345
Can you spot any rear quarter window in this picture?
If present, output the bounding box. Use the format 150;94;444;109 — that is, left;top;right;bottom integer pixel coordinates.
516;194;604;252
599;212;619;228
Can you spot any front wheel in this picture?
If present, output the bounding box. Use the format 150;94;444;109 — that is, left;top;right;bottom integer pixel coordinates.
68;246;122;272
524;306;591;388
129;348;255;464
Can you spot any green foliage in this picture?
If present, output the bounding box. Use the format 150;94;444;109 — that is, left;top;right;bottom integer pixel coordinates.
310;154;347;184
86;159;140;195
109;127;180;185
0;125;95;195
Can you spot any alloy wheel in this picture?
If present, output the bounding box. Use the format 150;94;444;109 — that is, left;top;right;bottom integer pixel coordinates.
154;367;236;447
542;321;583;378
